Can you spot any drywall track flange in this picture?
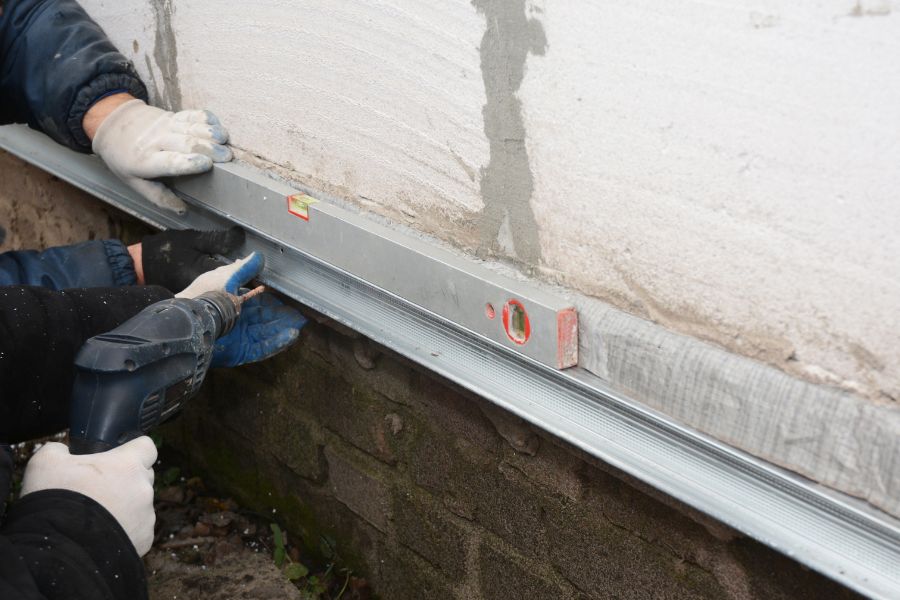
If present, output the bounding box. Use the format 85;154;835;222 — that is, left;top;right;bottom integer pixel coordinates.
2;125;899;599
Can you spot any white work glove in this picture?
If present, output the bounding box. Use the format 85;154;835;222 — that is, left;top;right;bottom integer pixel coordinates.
92;99;233;214
176;251;263;298
20;437;158;557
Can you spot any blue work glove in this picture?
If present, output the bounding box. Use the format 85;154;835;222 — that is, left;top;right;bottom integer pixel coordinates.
175;252;264;298
210;292;307;368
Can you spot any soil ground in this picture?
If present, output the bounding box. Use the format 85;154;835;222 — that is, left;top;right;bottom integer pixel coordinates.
7;438;371;600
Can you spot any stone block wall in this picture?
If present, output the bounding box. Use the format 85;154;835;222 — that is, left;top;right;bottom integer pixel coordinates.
163;320;860;600
0;150;122;251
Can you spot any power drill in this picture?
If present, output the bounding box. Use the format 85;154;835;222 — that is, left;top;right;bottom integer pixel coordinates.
68;288;261;455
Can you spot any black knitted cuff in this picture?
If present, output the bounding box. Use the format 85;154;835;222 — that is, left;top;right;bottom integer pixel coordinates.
67;72;149;152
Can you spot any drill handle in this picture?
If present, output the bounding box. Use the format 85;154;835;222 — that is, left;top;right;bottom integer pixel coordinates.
69;296;223;454
70;436;123;455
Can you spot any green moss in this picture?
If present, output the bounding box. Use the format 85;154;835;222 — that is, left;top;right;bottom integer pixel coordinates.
160;417;373;572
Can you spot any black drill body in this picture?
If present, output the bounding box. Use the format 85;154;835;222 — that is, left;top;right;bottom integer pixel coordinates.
69;291;240;455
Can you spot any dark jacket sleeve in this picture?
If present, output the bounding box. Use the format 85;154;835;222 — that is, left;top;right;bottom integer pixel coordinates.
0;239;137;288
0;454;147;600
0;284;172;443
0;0;149;151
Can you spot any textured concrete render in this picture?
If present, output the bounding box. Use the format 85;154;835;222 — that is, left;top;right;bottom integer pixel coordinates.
97;0;490;222
78;0;900;407
521;1;900;406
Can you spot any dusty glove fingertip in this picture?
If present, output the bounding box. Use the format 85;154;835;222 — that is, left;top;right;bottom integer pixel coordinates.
274;326;301;348
254;328;300;363
202;110;223;126
208;124;229;144
181;153;214;174
127;179;188;214
210;144;232;162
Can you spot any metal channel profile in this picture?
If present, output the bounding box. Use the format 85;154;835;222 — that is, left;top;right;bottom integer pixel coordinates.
2;124;899;599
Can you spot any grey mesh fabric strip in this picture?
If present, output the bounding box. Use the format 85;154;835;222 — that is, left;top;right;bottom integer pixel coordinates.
577;297;900;518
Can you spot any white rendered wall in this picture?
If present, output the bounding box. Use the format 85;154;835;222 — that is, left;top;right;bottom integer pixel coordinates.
80;0;900;403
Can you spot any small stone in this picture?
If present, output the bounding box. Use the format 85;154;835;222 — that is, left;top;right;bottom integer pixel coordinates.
185;476;204;491
350;577;372;600
180;548;203;565
480;403;540;456
443;494;475;521
385;413;404;436
199;511;237;529
156;485;185;504
206;535;243;565
353;338;380;369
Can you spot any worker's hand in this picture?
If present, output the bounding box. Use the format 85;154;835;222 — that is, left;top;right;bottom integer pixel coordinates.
91;98;232;214
132;227;246;290
175;251;263;298
20;437;157;557
211;292;307;367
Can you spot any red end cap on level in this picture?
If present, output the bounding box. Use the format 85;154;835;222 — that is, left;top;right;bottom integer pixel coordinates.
556;307;578;369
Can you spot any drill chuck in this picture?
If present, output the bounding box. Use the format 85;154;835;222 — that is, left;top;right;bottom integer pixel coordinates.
195;290;241;338
69;291;241;455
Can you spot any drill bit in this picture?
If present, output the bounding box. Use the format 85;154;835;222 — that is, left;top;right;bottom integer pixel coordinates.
223;285;267;318
238;285;267;304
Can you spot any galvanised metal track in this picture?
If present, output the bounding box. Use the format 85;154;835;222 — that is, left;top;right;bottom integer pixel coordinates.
2;125;899;599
